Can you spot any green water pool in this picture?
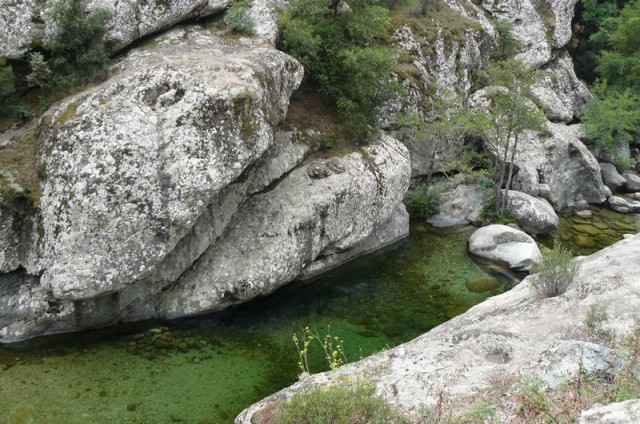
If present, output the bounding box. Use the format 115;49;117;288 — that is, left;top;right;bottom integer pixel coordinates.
0;224;517;424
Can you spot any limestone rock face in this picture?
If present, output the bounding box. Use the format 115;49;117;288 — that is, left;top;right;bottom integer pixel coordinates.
0;0;230;58
512;123;607;210
468;224;542;271
238;234;640;423
533;51;592;122
37;27;302;302
156;135;411;318
505;190;559;235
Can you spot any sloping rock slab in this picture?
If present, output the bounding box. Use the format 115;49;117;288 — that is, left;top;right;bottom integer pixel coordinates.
468;224;541;271
156;135;411;318
37;27;303;301
238;234;640;423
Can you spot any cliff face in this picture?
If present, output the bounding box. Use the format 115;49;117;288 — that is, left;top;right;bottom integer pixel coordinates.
0;24;411;342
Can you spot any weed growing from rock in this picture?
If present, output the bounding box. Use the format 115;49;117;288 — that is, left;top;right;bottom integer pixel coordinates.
224;0;255;34
404;184;442;220
531;243;579;298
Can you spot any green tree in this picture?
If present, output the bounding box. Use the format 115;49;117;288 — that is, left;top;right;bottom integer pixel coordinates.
581;0;640;153
479;60;547;215
279;0;396;141
399;88;478;180
46;0;112;85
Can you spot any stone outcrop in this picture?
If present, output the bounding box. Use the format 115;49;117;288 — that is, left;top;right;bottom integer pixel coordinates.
0;0;231;58
156;135;411;318
38;27;302;302
0;26;412;342
238;234;640;423
508;123;607;210
468;224;541;271
505;190;559;235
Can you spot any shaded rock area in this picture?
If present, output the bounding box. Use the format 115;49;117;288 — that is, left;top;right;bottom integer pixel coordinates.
427;181;486;228
238;234;640;423
468;224;541;271
509;123;607;210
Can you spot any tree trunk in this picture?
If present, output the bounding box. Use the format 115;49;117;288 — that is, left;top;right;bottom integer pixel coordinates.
502;132;519;214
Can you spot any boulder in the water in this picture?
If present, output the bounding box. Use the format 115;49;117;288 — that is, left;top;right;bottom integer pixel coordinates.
600;163;626;192
468;224;542;272
505;190;559;235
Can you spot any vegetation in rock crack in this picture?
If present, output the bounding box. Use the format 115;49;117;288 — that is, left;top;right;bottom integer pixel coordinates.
0;0;111;126
493;19;521;60
404;184;442;221
273;381;409;424
531;243;578;298
224;0;255;34
580;0;640;155
278;0;397;142
476;60;547;216
479;199;515;225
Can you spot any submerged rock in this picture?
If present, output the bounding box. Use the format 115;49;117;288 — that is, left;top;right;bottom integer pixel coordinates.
468;224;541;272
464;276;501;293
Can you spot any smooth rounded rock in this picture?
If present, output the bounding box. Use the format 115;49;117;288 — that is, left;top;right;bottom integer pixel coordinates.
465;276;501;293
505;190;559;235
468;224;542;272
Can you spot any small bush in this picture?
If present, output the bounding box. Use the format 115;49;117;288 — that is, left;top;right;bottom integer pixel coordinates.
404;184;442;220
531;244;579;298
26;52;52;88
480;200;515;225
585;304;615;344
224;0;255;34
274;382;408;424
46;0;111;86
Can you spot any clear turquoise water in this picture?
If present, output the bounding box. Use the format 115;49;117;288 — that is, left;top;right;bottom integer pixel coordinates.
0;224;517;424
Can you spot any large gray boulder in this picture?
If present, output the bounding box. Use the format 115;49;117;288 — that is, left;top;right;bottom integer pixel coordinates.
238;234;640;423
600;162;627;192
468;224;542;271
510;123;607;210
506;190;559;235
0;0;230;58
156;134;411;318
37;27;303;301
